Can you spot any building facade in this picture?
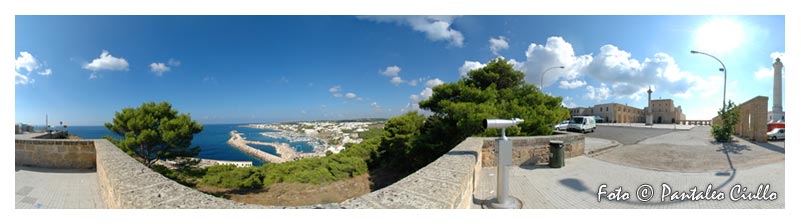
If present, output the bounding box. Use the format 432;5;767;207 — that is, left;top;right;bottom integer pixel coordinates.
569;99;685;124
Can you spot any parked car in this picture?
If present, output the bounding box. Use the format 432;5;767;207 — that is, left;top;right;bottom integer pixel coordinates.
767;128;784;141
554;120;569;131
568;116;596;133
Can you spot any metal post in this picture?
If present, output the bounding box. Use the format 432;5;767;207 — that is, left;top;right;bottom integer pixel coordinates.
488;127;522;209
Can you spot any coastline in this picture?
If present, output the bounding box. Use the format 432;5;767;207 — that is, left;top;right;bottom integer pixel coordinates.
226;131;289;163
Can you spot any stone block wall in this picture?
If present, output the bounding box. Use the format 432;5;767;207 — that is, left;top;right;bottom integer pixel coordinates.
735;96;768;142
92;139;273;209
711;96;768;143
480;132;585;167
15;139;96;169
342;138;483;209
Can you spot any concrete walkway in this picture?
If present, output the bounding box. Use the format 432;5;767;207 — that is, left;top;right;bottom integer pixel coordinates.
584;137;620;155
15;166;105;209
472;157;783;208
593;126;785;172
473;125;784;209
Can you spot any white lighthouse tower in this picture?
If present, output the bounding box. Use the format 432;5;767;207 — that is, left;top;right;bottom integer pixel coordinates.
769;58;784;123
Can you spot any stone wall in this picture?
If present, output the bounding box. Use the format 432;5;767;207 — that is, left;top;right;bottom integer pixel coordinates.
480;132;585;167
712;96;768;143
92;139;275;208
15;139;96;169
342;138;484;209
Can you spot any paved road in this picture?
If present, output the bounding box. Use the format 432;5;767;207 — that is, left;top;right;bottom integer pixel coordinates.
592;126;785;172
586;126;676;145
472;157;784;208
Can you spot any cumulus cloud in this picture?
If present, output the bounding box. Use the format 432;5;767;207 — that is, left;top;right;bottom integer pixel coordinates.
345;92;357;99
84;50;129;71
15;52;40;72
149;62;171;76
586;83;611;101
358;16;464;47
515;36;592;87
15;70;32;85
390;76;404;85
459;61;486;77
329;86;341;93
489;36;509;55
559;79;586;89
426;78;444;87
585;45;695;98
381;65;401;76
15;52;51;85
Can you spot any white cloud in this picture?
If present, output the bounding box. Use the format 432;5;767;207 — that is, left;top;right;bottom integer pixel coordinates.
390;76;404;85
168;58;181;67
515;37;592;87
329;86;341;93
149;62;171;76
345;92;357;99
559;79;587;89
333;93;343;98
15;70;31;85
37;69;52;76
426;78;444;87
358;16;464;47
459;61;486;77
408;79;418;86
84;50;129;71
586;83;611;101
15;52;39;72
381;65;401;76
754;67;773;80
15;52;51;85
489;36;509;55
586;45;696;98
564;96;573;101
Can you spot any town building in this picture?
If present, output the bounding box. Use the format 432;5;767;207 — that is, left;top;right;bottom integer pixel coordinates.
569;99;685;124
645;99;686;124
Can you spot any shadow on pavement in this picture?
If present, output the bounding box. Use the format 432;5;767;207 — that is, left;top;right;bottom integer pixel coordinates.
755;142;785;154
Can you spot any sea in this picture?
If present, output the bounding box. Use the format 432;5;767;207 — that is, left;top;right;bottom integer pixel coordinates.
65;124;317;167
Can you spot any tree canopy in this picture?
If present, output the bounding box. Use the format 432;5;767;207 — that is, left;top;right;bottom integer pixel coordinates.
104;101;204;167
420;57;570;139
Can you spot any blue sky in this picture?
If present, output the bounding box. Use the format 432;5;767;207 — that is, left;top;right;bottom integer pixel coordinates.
15;16;785;125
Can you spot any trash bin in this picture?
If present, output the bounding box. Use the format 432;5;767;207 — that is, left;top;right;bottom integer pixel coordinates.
549;140;565;168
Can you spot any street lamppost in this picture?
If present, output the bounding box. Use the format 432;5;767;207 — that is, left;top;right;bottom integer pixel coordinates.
540;65;565;90
690;50;727;110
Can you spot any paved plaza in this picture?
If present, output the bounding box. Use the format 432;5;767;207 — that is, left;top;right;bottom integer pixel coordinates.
15;166;105;209
474;126;784;209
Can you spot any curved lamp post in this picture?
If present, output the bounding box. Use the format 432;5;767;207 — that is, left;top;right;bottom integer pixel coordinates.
540;65;565;90
690;50;727;110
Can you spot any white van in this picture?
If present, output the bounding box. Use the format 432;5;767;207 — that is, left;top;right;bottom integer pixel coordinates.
568;116;596;133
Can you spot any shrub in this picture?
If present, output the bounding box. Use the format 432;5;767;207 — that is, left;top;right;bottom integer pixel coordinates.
711;100;740;142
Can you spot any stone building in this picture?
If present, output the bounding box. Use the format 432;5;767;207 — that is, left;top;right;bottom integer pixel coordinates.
568;98;685;124
592;103;645;123
645;99;686;124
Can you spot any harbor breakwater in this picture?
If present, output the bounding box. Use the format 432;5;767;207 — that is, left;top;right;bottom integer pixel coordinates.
226;131;296;163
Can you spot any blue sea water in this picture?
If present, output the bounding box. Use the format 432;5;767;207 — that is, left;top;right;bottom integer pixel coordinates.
67;124;316;167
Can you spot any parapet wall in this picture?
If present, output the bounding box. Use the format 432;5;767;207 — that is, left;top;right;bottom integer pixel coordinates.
92;139;269;208
15;139;96;169
342;138;484;209
342;134;585;208
480;132;585;167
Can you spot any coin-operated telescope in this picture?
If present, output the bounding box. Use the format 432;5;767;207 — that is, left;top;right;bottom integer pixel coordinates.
482;118;524;209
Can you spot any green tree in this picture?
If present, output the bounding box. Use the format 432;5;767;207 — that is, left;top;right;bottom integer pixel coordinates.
711;100;740;142
420;57;570;139
104;101;204;167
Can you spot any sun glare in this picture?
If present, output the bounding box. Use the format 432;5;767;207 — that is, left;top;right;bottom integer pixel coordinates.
695;19;745;55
